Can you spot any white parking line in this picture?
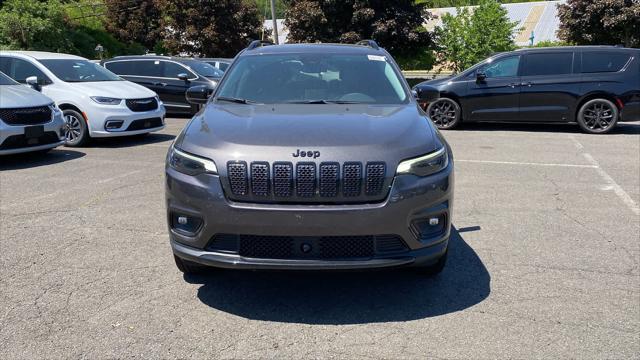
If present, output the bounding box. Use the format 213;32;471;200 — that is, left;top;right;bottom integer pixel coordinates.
569;135;640;216
97;170;144;184
456;159;598;168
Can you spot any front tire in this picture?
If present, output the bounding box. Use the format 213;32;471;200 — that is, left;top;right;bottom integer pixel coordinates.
427;98;461;130
62;109;90;146
174;255;207;274
413;250;447;276
577;98;618;134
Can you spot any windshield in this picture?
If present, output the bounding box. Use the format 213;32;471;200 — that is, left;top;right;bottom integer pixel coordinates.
185;60;224;78
216;53;408;104
0;71;17;85
39;59;122;82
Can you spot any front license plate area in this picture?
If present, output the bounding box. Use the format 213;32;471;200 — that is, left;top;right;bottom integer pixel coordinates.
24;125;44;139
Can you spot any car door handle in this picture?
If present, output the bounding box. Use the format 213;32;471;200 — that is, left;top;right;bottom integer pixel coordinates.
520;82;532;87
509;83;518;88
153;82;167;87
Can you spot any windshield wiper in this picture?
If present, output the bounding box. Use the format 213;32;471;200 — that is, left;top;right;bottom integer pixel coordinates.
285;99;329;104
216;96;257;104
285;100;368;104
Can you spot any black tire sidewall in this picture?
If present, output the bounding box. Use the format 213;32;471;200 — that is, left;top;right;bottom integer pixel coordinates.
427;98;461;130
577;99;619;134
62;109;89;146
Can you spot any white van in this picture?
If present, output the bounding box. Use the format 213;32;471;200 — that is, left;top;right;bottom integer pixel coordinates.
0;51;166;146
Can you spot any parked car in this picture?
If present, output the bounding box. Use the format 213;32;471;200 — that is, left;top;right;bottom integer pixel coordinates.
416;46;640;134
0;71;65;155
102;56;221;115
0;51;166;146
166;40;452;275
199;58;232;72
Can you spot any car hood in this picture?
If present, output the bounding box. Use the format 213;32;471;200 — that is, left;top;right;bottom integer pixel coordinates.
415;76;454;89
63;80;156;99
178;103;440;167
0;85;53;108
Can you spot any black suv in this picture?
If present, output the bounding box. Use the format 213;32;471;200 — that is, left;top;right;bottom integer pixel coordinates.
165;40;453;275
417;46;640;133
102;56;223;115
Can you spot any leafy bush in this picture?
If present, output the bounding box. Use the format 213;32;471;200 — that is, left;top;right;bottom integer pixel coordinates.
434;0;519;72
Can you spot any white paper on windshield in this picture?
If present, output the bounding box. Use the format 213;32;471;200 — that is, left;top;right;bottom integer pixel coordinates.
367;55;386;62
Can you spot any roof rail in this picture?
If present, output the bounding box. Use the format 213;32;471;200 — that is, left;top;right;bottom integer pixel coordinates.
357;40;380;50
246;40;274;50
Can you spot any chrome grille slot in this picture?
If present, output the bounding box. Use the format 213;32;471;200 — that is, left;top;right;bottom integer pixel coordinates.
342;162;362;197
273;162;293;197
227;162;248;195
296;163;316;197
319;162;339;197
365;162;386;195
250;162;269;196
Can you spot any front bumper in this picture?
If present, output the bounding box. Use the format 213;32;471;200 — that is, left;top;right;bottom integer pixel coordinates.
0;110;65;155
620;101;640;122
83;101;166;138
166;159;454;270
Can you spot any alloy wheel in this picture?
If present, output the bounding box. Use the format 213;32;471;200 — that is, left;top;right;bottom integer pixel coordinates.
64;114;82;143
581;100;615;131
427;99;459;128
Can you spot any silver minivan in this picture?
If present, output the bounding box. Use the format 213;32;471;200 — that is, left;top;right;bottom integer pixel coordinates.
0;71;65;155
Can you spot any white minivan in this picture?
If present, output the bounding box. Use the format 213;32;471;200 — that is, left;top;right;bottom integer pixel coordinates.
0;51;166;146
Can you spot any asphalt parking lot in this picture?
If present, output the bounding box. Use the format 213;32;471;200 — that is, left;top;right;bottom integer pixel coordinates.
1;118;639;358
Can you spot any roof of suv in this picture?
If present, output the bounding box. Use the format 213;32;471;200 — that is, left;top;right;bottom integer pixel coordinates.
0;51;86;60
106;55;194;62
240;43;385;55
513;45;638;53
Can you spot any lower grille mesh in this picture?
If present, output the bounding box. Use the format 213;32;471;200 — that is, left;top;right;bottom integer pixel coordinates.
208;234;407;260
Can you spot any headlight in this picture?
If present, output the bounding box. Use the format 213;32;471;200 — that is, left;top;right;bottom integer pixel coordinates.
396;146;448;177
168;145;217;176
91;96;122;105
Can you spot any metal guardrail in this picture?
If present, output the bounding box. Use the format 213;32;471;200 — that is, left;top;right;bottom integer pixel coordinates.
401;70;454;80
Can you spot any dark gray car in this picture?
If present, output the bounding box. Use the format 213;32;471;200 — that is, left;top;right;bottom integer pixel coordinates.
166;41;453;275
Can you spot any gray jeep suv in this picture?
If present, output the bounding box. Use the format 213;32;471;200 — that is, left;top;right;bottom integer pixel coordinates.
166;41;454;275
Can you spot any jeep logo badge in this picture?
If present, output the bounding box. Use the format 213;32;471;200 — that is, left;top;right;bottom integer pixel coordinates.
292;149;320;159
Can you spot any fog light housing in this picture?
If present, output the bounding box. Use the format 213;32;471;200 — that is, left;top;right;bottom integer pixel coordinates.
105;120;124;131
170;212;203;236
411;214;447;242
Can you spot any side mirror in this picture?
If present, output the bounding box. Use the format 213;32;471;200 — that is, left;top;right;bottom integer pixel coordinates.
476;71;486;82
186;85;214;105
26;76;41;92
414;84;439;103
177;73;190;81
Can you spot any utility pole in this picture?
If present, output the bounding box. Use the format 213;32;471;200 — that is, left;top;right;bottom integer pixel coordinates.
270;0;279;44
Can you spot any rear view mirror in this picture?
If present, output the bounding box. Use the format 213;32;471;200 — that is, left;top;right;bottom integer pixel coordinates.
476;72;486;82
177;73;190;81
186;85;214;105
25;76;41;92
414;84;439;103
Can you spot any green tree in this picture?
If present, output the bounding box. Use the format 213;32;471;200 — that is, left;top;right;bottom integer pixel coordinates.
159;0;265;57
283;0;432;58
0;0;73;51
557;0;640;48
256;0;286;18
104;0;163;50
434;0;518;72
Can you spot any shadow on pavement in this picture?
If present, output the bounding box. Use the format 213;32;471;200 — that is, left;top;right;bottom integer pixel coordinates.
0;148;85;170
189;226;490;324
451;121;640;135
90;133;175;148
